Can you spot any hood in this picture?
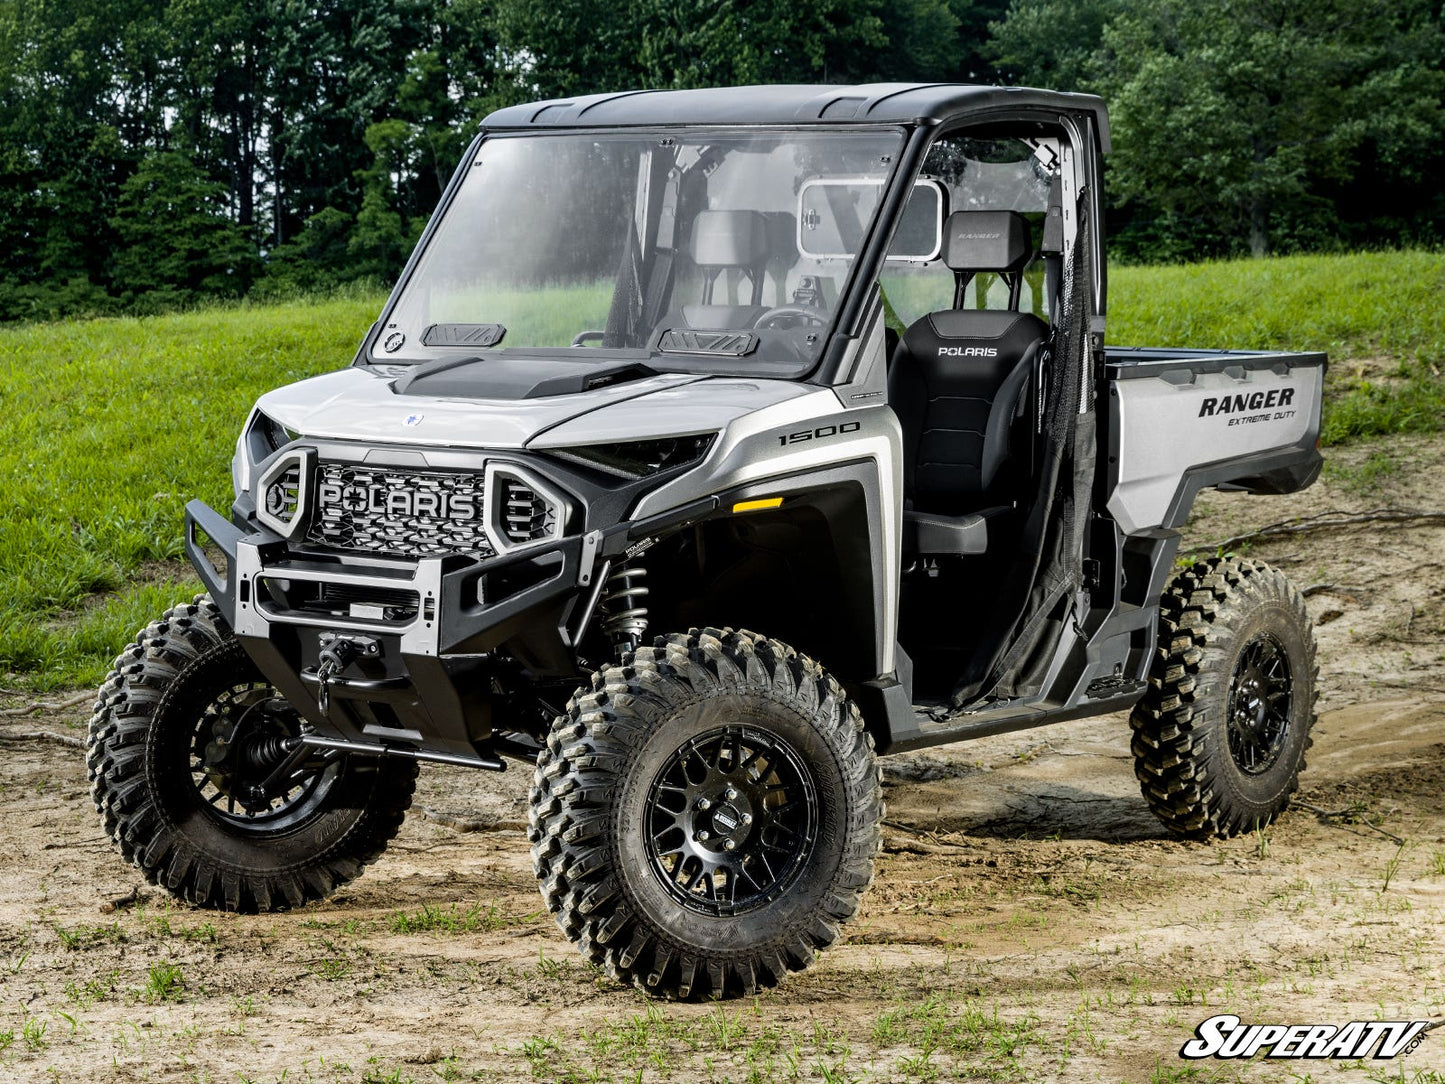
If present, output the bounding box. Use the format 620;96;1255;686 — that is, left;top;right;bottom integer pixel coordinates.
527;377;814;448
254;366;706;450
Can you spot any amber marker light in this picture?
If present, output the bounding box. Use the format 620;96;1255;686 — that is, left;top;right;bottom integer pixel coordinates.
732;498;784;514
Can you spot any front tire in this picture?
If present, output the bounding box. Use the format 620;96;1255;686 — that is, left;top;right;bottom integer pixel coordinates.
87;596;417;912
529;628;881;1000
1130;558;1318;838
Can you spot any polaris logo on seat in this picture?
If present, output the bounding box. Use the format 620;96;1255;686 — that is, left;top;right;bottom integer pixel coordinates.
938;346;999;358
1198;386;1296;416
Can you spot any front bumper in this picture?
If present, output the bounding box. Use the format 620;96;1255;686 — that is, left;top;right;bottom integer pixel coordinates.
185;499;585;756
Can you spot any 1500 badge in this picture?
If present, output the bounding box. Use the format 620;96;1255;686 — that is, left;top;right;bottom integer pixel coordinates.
777;421;862;446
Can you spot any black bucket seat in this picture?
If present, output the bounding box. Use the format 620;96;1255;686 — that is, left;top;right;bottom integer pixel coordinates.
888;210;1048;555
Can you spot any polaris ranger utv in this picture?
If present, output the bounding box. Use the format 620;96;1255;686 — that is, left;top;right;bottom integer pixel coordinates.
89;83;1326;1000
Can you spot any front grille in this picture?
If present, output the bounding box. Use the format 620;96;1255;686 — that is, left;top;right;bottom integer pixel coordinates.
306;464;494;559
497;475;557;544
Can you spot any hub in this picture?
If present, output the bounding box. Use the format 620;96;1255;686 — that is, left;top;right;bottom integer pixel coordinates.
644;725;818;917
190;683;333;822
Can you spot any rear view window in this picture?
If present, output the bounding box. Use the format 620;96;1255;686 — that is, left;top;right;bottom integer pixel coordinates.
881;136;1059;331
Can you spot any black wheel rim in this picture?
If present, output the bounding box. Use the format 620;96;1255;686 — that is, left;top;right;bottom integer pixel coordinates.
1226;633;1293;775
189;681;339;831
644;725;818;917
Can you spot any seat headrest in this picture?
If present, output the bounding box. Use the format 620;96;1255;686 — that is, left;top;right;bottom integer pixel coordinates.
942;210;1032;273
922;309;1047;342
691;210;769;268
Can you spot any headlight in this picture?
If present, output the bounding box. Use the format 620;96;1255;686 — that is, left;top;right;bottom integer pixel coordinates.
245;410;298;462
234;409;300;499
547;434;716;480
254;448;314;538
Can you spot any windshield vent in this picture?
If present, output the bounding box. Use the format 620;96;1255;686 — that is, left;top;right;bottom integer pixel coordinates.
421;322;506;348
497;475;557;544
657;329;758;357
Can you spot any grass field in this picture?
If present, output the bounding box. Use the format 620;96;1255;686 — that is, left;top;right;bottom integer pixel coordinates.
0;292;381;689
0;250;1440;691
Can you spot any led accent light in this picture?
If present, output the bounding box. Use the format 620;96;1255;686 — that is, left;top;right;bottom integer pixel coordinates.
732;498;783;514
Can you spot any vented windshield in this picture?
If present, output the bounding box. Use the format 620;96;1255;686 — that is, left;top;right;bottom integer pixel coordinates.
374;129;905;375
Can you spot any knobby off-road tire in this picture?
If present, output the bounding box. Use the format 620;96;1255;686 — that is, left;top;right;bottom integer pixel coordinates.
1130;558;1318;838
529;628;882;1000
87;596;417;912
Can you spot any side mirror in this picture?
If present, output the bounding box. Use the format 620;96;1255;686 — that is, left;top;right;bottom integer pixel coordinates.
797;179;944;262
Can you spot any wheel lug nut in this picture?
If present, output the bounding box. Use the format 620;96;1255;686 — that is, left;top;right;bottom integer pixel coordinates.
741;813;752;826
696;797;711;810
725;787;738;800
723;839;736;851
697;830;710;842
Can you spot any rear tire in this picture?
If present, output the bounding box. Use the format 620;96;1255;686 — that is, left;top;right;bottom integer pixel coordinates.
87;596;417;912
1130;558;1318;838
529;628;881;1000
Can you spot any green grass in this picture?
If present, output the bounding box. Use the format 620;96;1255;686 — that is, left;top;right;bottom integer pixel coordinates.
0;291;384;688
1111;250;1444;361
389;901;532;934
53;921;126;950
143;960;186;1002
0;250;1439;689
521;996;1049;1082
1318;363;1445;445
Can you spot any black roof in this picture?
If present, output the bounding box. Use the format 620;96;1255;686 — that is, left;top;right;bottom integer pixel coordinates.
482;83;1110;150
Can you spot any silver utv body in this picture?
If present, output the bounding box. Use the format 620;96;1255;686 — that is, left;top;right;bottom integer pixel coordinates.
186;84;1325;769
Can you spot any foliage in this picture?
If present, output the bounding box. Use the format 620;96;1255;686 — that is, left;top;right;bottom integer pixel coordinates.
1101;0;1445;259
110;150;256;306
0;0;1440;316
990;0;1445;260
259;207;362;296
989;0;1111;93
348;120;426;280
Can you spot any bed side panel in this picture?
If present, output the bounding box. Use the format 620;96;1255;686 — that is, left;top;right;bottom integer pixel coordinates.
1106;353;1324;534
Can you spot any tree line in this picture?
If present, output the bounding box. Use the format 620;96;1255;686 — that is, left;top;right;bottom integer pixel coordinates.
1;0;1440;320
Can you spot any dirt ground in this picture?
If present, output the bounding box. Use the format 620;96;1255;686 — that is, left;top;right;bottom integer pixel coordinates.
2;433;1444;1084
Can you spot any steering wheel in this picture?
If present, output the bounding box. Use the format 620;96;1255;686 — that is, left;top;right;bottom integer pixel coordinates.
753;306;829;330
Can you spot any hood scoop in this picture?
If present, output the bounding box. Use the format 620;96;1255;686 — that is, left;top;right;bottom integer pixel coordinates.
392;356;654;400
